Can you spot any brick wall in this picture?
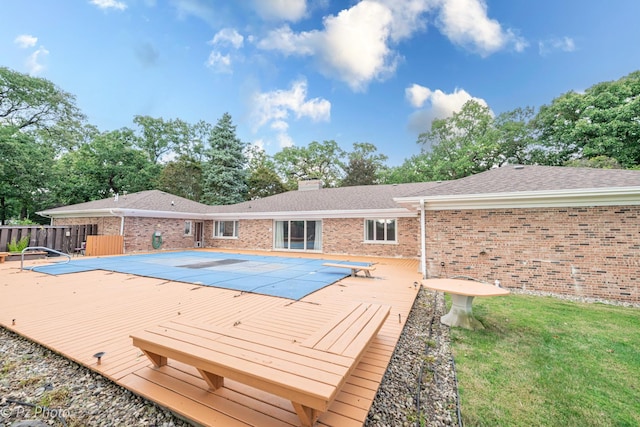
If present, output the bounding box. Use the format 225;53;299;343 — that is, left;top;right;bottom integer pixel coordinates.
124;217;202;252
208;219;273;251
322;217;420;258
53;217;120;235
424;206;640;303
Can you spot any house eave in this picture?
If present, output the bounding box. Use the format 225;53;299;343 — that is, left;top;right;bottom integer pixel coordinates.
37;208;210;220
205;208;417;220
394;187;640;210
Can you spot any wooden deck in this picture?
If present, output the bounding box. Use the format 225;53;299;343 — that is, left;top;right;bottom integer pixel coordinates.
0;250;421;426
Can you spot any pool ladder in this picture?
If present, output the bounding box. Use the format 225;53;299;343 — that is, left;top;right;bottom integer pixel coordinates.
20;246;71;271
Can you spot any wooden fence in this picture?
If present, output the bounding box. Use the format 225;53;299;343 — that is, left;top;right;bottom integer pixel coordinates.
0;225;97;254
85;235;124;256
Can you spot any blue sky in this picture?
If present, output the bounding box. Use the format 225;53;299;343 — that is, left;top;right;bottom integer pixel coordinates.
2;1;639;165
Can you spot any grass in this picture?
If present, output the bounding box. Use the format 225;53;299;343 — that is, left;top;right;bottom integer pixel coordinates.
449;294;640;427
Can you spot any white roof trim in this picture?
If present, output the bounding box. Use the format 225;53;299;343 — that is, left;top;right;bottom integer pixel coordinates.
394;187;640;210
39;207;417;220
205;208;417;220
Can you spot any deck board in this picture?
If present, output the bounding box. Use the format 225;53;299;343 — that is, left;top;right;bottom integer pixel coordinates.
0;250;420;426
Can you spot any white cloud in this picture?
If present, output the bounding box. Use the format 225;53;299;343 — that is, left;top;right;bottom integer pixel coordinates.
205;51;232;73
258;1;400;91
89;0;127;11
25;46;49;75
253;0;308;22
210;28;244;49
14;34;38;49
406;85;490;134
539;36;576;56
251;79;330;148
405;83;432;108
436;0;526;56
252;79;330;130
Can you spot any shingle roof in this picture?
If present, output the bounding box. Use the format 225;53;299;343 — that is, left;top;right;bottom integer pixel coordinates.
40;190;212;215
209;182;441;214
39;166;640;218
406;165;640;198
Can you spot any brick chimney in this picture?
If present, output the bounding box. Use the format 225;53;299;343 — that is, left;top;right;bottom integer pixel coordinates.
298;179;323;191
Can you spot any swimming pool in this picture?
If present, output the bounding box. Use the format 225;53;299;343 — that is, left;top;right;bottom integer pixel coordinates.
28;251;370;300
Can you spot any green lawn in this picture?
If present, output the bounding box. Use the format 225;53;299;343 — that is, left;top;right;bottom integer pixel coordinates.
449;294;640;427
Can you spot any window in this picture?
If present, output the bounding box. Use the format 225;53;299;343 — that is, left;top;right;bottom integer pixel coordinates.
214;220;238;238
274;220;322;251
364;219;397;243
184;221;192;236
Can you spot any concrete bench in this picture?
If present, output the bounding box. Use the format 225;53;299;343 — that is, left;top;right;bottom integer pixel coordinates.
0;252;9;263
130;302;390;426
422;278;510;330
322;262;376;278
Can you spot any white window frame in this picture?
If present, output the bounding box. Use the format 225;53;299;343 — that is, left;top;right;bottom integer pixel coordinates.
184;220;192;236
364;219;398;244
213;220;238;239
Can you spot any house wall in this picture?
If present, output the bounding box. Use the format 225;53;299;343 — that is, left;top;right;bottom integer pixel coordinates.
208;217;421;258
322;217;420;258
53;217;121;235
54;217;205;253
207;219;274;251
424;206;640;303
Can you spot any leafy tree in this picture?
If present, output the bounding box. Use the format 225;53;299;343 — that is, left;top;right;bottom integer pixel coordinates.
273;140;346;189
0;126;55;223
0;67;84;132
341;142;388;186
245;145;286;200
533;70;640;168
417;100;499;180
158;155;203;201
564;155;622;169
493;106;537;166
201;113;247;205
54;128;158;204
379;153;434;184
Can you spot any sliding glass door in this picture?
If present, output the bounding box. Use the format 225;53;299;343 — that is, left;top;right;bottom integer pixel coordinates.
274;220;322;252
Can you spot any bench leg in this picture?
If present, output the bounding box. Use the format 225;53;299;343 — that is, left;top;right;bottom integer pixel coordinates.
292;402;319;427
142;350;167;367
440;294;484;330
198;369;224;390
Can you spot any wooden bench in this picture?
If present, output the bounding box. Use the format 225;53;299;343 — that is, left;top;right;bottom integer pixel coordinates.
130;302;390;426
0;252;9;263
322;262;376;278
422;278;510;330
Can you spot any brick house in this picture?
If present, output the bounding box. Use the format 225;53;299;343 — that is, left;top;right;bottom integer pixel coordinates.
39;165;640;303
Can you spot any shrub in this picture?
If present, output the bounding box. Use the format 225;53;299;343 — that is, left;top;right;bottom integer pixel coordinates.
7;235;30;252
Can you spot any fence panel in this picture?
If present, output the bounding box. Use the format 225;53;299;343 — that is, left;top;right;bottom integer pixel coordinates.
0;225;97;254
85;235;124;256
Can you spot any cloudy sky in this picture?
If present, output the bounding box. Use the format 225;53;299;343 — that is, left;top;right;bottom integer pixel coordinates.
2;0;639;164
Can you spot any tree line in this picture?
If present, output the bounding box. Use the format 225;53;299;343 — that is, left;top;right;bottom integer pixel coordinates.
1;66;639;224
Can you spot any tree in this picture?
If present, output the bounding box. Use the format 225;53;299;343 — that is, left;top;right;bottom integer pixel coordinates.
533;70;640;168
0;126;55;223
157;155;203;201
417;100;500;180
201;113;247;205
379;153;434;184
341;142;388;187
54;128;158;204
245;145;286;200
0;67;84;132
273;140;346;189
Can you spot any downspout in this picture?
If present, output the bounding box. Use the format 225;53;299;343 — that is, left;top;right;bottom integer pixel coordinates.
420;198;427;279
110;209;126;253
110;210;125;235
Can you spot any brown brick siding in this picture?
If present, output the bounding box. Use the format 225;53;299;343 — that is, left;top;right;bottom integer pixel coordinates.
322;217;420;258
207;219;273;252
425;206;640;303
53;216;121;235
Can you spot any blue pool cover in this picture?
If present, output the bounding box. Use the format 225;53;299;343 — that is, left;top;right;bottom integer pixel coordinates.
27;251;371;300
